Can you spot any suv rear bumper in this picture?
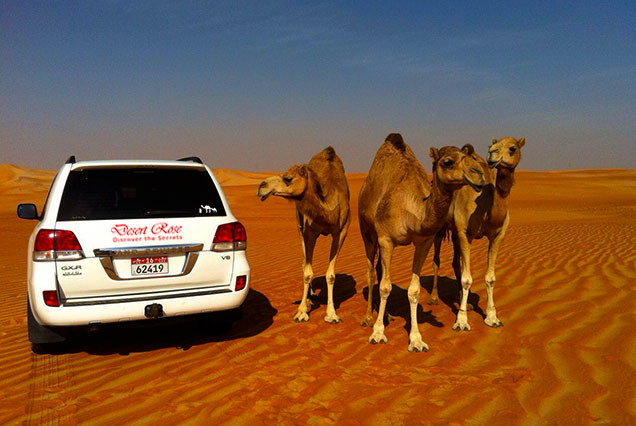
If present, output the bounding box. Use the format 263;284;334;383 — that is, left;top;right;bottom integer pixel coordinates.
30;276;249;326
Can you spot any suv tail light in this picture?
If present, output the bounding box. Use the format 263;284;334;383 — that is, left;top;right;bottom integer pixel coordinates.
235;275;247;291
43;290;60;307
212;222;247;252
34;229;85;261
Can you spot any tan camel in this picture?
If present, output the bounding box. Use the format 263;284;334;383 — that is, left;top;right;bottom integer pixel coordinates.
359;133;485;352
427;137;526;331
257;146;351;324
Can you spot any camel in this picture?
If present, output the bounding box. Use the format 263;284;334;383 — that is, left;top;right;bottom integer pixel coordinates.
427;137;526;331
257;146;351;324
358;133;485;352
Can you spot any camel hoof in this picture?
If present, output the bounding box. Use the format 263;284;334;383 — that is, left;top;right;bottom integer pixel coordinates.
453;310;471;331
485;318;504;328
360;316;374;327
408;340;429;353
452;324;471;331
427;298;439;305
293;312;309;323
485;308;502;327
452;322;471;332
324;315;343;324
369;332;388;345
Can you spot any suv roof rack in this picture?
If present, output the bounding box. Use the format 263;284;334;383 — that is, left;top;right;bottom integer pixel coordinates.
177;156;203;164
65;155;76;164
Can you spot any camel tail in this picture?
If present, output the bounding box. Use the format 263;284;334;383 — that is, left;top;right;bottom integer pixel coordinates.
435;224;450;242
385;133;406;152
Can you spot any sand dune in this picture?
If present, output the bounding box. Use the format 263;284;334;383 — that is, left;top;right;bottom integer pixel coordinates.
212;168;273;187
0;165;635;424
0;164;56;195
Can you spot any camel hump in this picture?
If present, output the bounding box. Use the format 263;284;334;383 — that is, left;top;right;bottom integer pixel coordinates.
323;146;336;162
312;146;341;167
308;146;347;202
386;133;406;152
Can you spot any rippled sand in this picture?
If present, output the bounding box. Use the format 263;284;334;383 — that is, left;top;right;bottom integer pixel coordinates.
1;165;635;425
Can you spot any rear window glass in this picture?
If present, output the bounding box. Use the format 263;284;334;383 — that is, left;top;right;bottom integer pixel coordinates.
57;168;226;220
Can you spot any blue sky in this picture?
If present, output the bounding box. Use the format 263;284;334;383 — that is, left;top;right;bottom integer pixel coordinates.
1;1;634;171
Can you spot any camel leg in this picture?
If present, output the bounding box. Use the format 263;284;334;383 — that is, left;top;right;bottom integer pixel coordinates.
408;241;433;352
451;230;462;292
369;237;393;344
297;211;317;300
451;230;473;312
484;225;507;328
324;230;347;324
294;230;318;322
427;232;443;305
361;235;377;327
452;231;473;331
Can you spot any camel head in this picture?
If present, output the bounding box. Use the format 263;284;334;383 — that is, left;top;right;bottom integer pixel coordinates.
257;164;308;201
429;145;485;192
488;137;525;169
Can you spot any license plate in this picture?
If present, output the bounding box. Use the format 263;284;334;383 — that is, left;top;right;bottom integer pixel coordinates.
131;256;169;276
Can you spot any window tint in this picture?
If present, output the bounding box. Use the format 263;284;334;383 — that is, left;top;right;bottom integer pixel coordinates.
57;168;226;220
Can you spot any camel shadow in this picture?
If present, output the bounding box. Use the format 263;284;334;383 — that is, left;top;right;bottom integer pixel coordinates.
419;275;485;318
293;273;357;313
369;263;442;329
39;289;277;356
362;284;444;333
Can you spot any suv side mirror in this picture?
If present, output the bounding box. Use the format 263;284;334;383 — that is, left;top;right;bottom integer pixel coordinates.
17;203;39;220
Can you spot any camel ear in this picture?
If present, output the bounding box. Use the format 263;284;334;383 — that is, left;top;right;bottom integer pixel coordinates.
518;137;526;148
461;144;475;155
429;147;439;162
491;138;498;145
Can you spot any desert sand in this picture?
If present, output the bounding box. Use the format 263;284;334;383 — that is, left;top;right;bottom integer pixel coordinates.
0;163;635;425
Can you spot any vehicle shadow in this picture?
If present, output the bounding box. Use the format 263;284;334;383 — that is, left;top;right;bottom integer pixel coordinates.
361;283;444;333
419;275;485;318
46;288;277;356
293;273;357;313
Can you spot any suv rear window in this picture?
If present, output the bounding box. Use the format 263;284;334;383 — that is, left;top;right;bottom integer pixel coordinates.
57;167;226;220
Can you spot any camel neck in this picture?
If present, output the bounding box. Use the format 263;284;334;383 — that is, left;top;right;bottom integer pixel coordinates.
423;174;453;230
296;183;321;213
496;167;515;198
295;174;331;218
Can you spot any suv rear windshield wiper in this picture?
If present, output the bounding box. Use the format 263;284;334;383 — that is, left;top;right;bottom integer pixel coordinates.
143;210;196;216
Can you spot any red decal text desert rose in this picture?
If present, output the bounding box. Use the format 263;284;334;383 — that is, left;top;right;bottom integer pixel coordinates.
111;223;182;237
111;224;148;236
151;222;182;235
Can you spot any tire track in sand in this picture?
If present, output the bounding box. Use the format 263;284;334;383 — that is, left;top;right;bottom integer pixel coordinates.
25;351;75;425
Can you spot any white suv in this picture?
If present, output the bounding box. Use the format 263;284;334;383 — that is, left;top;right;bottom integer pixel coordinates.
18;156;250;351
